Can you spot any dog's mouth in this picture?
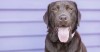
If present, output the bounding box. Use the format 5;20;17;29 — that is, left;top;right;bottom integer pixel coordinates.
58;21;69;27
58;27;70;43
60;25;68;27
55;21;72;43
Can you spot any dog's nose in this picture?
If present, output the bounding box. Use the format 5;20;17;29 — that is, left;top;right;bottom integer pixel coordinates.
59;16;67;21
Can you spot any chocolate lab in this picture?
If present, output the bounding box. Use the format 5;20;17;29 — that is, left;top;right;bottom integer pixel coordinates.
43;1;87;52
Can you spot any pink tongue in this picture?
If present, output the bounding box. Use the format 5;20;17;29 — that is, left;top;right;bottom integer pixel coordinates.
58;27;69;43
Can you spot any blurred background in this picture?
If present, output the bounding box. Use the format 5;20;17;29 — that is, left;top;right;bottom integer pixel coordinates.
0;0;100;52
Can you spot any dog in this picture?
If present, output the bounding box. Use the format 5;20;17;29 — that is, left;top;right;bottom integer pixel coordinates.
43;1;87;52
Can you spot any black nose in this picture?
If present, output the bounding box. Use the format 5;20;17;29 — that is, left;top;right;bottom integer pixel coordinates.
59;15;67;21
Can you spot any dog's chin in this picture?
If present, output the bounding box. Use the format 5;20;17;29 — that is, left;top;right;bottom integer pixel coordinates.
58;26;70;43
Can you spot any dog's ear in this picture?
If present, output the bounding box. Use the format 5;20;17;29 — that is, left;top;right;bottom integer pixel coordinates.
43;2;56;28
71;1;81;26
77;9;81;26
71;1;81;33
43;4;50;25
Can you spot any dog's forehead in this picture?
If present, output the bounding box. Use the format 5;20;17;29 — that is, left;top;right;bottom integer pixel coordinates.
53;1;74;6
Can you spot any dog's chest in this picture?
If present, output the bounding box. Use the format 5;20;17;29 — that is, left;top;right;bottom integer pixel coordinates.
56;43;68;52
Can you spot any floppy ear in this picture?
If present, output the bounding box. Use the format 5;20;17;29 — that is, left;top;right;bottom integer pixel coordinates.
43;8;48;24
72;1;81;26
77;9;81;26
43;12;48;25
71;1;81;33
43;4;50;25
43;2;56;28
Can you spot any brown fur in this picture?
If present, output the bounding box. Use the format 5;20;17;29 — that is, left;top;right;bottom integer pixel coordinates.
44;1;87;52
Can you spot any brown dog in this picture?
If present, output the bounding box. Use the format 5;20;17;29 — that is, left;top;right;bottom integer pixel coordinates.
43;1;87;52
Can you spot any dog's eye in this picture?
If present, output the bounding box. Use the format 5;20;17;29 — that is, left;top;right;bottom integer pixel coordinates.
69;8;73;10
56;5;59;9
65;5;69;10
66;5;73;10
51;8;57;11
51;7;58;12
51;7;56;11
51;5;59;12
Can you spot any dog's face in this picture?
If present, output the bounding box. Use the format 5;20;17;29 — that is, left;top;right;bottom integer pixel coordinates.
44;1;81;43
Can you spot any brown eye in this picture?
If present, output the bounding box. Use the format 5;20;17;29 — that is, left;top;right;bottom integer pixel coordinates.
66;5;73;10
51;7;57;11
65;5;69;10
51;6;59;12
69;8;73;10
56;5;59;9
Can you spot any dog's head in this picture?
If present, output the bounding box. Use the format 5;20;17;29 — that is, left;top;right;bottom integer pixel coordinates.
44;1;81;43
